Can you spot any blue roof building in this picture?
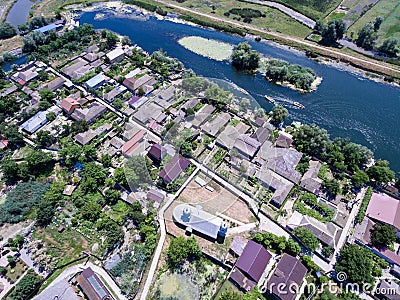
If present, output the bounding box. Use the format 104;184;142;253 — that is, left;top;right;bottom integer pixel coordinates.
20;111;48;133
34;23;63;34
85;73;106;90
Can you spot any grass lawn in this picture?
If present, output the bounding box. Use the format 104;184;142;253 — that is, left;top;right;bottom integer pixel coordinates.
326;11;345;22
213;278;243;299
107;200;128;225
178;0;312;38
348;0;400;39
6;259;28;283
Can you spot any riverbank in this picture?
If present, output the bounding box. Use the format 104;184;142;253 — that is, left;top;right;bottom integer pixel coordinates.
75;0;400;86
121;0;400;80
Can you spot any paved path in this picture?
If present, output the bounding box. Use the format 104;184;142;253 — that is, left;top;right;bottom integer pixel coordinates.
329;187;366;267
155;0;400;76
241;0;316;28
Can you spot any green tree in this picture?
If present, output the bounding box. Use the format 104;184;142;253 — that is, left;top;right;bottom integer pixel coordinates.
367;163;395;185
254;107;265;118
286;238;301;255
373;16;383;32
114;167;127;186
46;111;56;121
352;170;369;186
293;227;319;251
219;292;242;300
0;22;17;39
293;124;330;156
322;245;334;257
270;105;288;126
320;19;346;46
1;160;20;184
167;236;201;267
80;162;106;193
231;42;260;70
379;38;399;57
35;130;55;147
371;223;397;248
100;154;112;167
81;200;102;222
0;266;6;276
336;244;374;285
104;189;120;205
124;156;152;189
39;88;55;102
71;120;89;134
356;22;377;50
322;178;340;195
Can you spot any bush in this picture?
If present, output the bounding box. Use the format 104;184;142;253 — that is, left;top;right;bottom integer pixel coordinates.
261;59;317;91
355;187;372;224
294;192;334;223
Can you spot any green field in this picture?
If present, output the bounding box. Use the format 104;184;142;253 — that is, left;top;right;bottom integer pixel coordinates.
376;2;400;43
271;0;342;20
348;0;400;40
179;0;312;38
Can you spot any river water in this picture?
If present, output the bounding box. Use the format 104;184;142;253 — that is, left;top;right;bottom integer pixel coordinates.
80;11;400;172
6;0;37;28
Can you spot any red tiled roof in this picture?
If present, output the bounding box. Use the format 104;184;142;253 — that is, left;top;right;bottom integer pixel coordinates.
0;139;9;149
121;129;146;155
61;97;80;114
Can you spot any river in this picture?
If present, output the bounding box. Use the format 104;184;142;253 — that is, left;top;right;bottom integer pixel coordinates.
6;0;37;28
80;11;400;172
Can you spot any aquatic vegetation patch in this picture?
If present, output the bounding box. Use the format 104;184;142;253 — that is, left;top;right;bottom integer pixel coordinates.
178;36;234;61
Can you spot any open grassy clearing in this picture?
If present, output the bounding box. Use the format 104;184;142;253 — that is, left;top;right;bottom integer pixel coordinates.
177;0;311;38
6;259;27;283
0;35;22;53
348;0;399;39
32;225;97;266
269;0;342;20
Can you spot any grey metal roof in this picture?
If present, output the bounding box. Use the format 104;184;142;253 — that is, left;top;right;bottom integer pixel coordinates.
201;112;231;137
173;204;226;239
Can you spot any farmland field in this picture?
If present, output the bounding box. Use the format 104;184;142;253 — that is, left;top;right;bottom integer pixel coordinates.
270;0;342;19
376;2;400;43
348;0;399;39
